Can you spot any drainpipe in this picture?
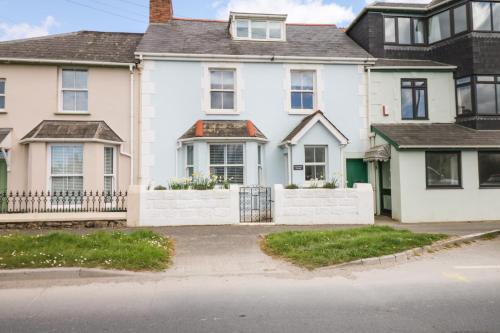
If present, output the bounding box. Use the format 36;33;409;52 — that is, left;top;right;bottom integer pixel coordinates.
367;67;372;140
340;144;346;188
129;64;135;185
287;144;293;185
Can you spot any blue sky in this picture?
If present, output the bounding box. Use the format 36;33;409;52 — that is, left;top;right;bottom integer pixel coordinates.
0;0;428;40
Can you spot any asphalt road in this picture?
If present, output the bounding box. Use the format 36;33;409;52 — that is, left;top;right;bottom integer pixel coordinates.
1;238;500;333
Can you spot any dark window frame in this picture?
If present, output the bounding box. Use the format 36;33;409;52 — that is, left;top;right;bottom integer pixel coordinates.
456;75;500;116
401;78;429;120
471;1;500;32
426;3;471;46
478;150;500;188
455;76;473;116
425;151;463;189
384;16;427;45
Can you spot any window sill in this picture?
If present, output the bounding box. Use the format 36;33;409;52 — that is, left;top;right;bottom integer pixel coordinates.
288;109;314;115
205;110;240;115
54;112;90;116
479;186;500;189
426;186;463;190
0;110;6;114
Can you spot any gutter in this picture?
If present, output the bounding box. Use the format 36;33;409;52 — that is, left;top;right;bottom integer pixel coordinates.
0;57;133;67
19;138;124;145
177;137;269;143
371;65;457;70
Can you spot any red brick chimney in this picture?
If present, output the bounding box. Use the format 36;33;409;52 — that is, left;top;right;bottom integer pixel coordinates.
150;0;173;24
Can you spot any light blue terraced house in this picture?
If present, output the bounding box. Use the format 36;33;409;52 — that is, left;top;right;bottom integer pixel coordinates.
137;0;375;188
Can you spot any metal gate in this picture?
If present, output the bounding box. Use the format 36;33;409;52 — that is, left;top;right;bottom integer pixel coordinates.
239;187;273;223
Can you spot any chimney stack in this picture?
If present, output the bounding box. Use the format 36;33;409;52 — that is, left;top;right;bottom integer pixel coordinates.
150;0;173;24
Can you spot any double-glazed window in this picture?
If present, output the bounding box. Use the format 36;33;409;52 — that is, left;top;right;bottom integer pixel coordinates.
384;17;425;44
209;144;244;184
472;1;500;31
478;151;500;188
50;145;84;194
235;19;284;40
104;147;115;195
304;146;326;181
456;77;473;115
0;79;5;110
401;79;428;120
61;69;88;112
426;151;462;188
210;69;235;111
454;5;468;34
186;145;194;177
429;10;451;43
456;76;500;115
291;70;315;110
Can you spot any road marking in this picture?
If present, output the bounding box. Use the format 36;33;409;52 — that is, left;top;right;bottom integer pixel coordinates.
454;265;500;270
443;272;470;283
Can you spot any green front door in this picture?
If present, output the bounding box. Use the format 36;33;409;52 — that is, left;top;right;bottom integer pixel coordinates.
346;159;368;188
0;159;6;194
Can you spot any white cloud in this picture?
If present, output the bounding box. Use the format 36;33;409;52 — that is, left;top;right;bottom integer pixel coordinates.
365;0;431;4
0;16;58;41
214;0;355;25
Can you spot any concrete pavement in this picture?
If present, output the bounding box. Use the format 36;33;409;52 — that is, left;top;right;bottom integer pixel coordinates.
1;237;499;333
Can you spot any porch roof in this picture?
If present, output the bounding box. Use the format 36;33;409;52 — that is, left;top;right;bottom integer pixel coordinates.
364;144;391;162
179;120;268;141
0;128;12;150
372;123;500;149
281;110;349;146
20;121;123;144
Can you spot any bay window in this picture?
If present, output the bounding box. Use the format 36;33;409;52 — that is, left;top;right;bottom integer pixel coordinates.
61;69;88;113
425;151;462;188
456;77;473;115
472;2;500;31
456;76;500;116
304;146;327;181
50;145;84;194
186;145;194;177
478;151;500;188
209;144;244;184
210;69;235;111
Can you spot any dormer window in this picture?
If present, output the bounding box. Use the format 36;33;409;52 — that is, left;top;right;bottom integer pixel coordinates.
231;13;287;41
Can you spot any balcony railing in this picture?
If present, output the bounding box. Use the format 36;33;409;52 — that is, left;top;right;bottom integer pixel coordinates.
0;191;127;214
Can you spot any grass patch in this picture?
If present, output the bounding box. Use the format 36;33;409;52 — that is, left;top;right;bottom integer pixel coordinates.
0;230;172;271
262;226;447;270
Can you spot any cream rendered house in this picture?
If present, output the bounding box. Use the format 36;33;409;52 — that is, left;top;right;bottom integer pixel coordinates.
0;31;142;194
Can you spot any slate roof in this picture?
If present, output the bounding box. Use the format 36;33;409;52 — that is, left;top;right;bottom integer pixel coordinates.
372;123;500;148
373;58;455;68
0;31;143;64
0;128;11;144
21;121;123;143
282;110;349;144
136;19;373;59
179;120;267;140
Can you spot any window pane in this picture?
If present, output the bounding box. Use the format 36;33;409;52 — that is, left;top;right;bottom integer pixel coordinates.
414;19;425;43
473;2;492;31
269;22;282;39
74;70;88;89
426;152;461;187
75;91;88;111
454;5;468;34
291;92;302;109
186;145;194;165
401;88;414;119
478;76;495;82
429;11;451;43
315;165;325;180
302;92;314;109
494;3;500;31
415;89;427;118
476;83;496;114
222;92;234;109
384;17;396;43
187;167;194;178
227;144;243;164
104;147;114;175
478;152;500;187
291;72;302;90
457;77;471;85
457;84;472;115
251;21;267;39
210;145;225;165
104;176;113;194
305;148;314;163
402;80;412;87
222;71;234;90
227;166;244;184
62;70;75;89
315;147;325;163
0;96;4;109
210;71;223;90
210;166;225;179
63;91;76;111
398;18;411;44
236;20;249;37
302;72;314;91
51;146;66;175
305;166;314;181
0;80;4;94
52;176;83;194
210;92;223;109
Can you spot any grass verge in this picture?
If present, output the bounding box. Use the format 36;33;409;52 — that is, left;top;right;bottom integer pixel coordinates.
0;230;172;271
262;226;447;270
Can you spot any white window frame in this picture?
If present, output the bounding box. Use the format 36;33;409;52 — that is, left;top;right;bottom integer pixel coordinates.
0;79;5;112
202;63;244;115
284;65;324;115
208;143;245;185
257;144;264;185
232;19;286;41
47;143;84;194
104;146;116;194
186;145;194;177
209;69;236;112
304;145;328;182
58;68;89;114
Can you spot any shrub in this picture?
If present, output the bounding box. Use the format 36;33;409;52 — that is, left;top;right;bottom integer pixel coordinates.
285;184;299;189
154;185;168;191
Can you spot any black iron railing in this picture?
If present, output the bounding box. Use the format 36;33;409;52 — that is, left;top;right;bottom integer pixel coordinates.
0;191;127;214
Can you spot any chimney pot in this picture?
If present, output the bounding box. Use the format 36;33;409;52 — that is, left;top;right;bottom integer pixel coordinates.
150;0;173;24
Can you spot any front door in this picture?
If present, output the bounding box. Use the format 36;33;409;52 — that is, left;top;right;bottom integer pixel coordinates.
378;161;392;215
0;158;6;194
346;159;368;188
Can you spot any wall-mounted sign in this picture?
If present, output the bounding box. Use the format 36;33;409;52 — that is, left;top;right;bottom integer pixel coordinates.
293;165;304;171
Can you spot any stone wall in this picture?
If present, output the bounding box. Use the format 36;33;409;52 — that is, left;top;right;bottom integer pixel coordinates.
274;184;374;225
